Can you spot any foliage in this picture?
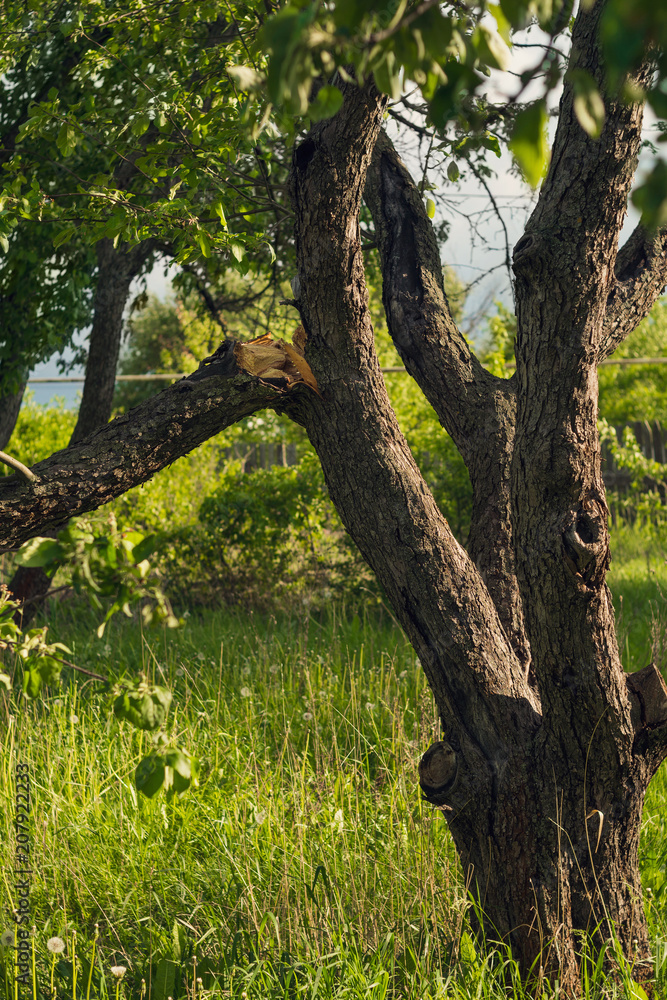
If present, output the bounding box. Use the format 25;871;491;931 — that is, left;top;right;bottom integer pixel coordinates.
15;514;180;636
255;0;667;219
154;453;375;609
0;516;195;800
598;298;667;425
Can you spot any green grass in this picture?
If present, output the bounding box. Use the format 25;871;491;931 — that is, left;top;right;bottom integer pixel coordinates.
2;540;667;999
1;604;466;999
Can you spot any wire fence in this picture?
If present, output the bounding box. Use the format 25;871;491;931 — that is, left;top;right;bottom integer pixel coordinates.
24;356;667;384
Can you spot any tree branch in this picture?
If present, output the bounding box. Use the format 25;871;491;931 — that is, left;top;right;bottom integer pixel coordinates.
0;348;303;551
363;129;505;465
508;0;649;745
363;129;530;674
600;225;667;360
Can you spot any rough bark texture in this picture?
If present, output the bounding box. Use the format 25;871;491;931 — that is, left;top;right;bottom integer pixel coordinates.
0;351;296;550
280;4;667;988
4;0;667;989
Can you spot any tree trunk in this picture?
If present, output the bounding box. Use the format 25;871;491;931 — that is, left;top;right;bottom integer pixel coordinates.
281;6;667;986
9;238;153;620
69;239;151;445
0;375;26;450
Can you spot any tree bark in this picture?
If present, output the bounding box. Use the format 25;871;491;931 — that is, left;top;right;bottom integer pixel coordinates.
0;350;301;550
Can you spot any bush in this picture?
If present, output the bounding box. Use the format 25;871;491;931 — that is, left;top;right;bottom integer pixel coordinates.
154;452;374;610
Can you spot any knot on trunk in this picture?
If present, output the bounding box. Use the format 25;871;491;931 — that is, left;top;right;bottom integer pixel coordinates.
419;740;458;805
561;502;609;587
626;663;667;730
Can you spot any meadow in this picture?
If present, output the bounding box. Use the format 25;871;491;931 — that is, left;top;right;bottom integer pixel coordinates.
3;397;667;999
1;546;667;1000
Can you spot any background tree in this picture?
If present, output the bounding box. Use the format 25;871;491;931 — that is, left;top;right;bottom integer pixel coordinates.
2;0;667;990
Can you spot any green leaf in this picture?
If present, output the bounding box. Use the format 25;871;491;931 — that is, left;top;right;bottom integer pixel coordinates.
447;161;460;182
499;0;532;28
426;197;436;219
571;69;605;138
22;666;42;699
130;534;158;563
35;656;62;686
16;538;64;568
153;958;178;1000
308;85;343;122
165;749;195;793
509;101;549;187
230;241;245;262
212;199;227;228
262;7;313;104
0;235;8;253
131;113;151;136
53;226;77;249
227;65;263;91
489;4;512;43
195;231;212;258
373;52;402;101
114;683;172;731
56;122;77;156
135;754;166;798
459;931;479;968
628;982;649;1000
475;24;512;72
0;672;11;690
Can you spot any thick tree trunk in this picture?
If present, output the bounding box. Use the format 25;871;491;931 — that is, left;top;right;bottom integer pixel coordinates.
283;8;667;985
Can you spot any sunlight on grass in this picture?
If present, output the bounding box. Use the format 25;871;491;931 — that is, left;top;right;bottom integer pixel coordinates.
2;546;667;997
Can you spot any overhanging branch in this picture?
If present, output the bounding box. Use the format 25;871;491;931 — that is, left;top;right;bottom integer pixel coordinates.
0;343;309;551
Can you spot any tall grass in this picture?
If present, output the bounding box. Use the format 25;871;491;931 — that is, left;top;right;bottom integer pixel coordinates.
2;537;667;998
1;604;466;999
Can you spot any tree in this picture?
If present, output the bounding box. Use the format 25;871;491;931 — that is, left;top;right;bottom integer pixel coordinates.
3;0;667;990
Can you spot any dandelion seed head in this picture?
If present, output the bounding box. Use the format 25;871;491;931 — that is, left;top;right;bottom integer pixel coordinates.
302;711;314;721
110;966;127;979
1;930;15;947
269;664;280;675
240;686;252;698
69;714;79;724
47;937;65;954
